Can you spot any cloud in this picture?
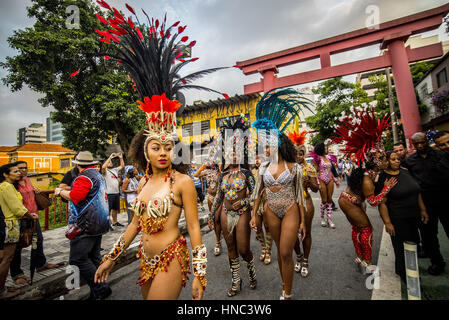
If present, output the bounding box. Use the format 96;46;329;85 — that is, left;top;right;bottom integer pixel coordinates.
0;0;448;145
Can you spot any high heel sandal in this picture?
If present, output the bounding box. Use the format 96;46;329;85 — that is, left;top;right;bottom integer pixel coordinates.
360;261;377;275
246;258;257;290
214;242;221;256
300;258;309;278
228;280;242;297
294;254;303;273
280;290;293;300
264;251;271;265
264;232;272;265
228;258;242;297
259;247;266;261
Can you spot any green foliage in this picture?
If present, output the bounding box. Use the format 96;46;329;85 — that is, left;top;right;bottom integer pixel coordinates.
1;0;146;157
410;61;434;85
38;197;68;230
305;77;371;145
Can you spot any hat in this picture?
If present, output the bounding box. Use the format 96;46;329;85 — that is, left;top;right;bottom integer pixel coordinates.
72;151;99;165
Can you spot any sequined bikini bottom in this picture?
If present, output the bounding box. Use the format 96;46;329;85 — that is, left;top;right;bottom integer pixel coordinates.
265;185;296;219
136;235;190;287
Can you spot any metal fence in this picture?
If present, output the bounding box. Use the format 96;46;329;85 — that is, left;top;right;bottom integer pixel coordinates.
41;195;68;231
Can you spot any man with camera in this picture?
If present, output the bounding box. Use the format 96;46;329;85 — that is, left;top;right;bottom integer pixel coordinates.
54;151;111;300
101;153;125;228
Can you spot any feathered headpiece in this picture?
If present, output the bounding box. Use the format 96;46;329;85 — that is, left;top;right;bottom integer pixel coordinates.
219;115;250;167
287;129;307;146
92;1;228;148
331;106;390;167
252;89;314;146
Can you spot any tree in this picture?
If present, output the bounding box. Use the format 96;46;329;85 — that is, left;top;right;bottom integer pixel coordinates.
305;77;371;145
368;61;433;148
1;0;144;157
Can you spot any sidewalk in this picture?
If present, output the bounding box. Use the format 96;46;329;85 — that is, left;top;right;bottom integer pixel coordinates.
417;223;449;300
8;204;210;300
372;223;449;300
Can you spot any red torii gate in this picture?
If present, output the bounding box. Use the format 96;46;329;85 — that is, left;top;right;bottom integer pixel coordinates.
235;3;449;147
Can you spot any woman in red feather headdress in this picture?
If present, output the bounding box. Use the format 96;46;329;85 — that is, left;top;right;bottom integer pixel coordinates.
287;130;319;278
92;0;227;300
332;106;398;274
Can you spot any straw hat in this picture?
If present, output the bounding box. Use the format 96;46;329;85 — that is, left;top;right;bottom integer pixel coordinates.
72;151;98;165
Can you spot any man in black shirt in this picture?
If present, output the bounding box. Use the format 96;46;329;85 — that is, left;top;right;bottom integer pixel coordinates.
393;141;408;166
60;166;80;191
405;132;449;276
434;131;449;155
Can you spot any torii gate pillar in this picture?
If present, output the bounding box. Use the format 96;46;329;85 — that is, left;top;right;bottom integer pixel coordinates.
383;33;422;149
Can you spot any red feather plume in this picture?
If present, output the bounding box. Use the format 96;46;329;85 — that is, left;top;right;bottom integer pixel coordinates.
70;69;80;78
125;4;135;15
137;94;181;114
331;107;391;166
288;129;307;146
96;14;108;25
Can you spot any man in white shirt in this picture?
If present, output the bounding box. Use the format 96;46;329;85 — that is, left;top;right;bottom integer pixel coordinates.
101;153;125;227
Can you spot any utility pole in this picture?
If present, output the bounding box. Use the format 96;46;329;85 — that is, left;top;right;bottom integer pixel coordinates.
386;67;399;144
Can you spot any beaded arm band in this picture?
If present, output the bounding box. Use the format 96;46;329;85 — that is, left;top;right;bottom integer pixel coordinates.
192;244;207;290
101;234;126;264
366;182;396;207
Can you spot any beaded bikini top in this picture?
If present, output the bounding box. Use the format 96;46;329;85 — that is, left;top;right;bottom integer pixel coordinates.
131;172;181;235
220;167;247;201
263;162;295;188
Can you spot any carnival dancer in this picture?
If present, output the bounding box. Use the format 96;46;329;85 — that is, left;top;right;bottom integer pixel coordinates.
332;106;398;274
287;130;319;277
250;88;313;300
92;2;227;299
195;139;222;256
209;116;256;297
310;141;338;228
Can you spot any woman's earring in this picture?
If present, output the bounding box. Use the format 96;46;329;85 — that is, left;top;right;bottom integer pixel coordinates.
145;161;150;177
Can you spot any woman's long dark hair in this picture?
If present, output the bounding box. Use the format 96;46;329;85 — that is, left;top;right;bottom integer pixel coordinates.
0;163;18;183
127;129;189;175
279;133;297;163
314;141;325;156
348;166;364;195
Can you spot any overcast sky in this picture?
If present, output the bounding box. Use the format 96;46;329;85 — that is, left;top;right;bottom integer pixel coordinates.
0;0;448;146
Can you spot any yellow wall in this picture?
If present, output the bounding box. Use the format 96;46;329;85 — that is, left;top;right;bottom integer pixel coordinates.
7;151;75;173
0;153;10;166
176;95;299;146
176;97;260;144
29;173;64;190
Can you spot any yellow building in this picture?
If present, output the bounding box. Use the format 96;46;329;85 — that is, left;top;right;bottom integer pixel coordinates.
28;172;65;190
0;143;76;174
177;93;262;145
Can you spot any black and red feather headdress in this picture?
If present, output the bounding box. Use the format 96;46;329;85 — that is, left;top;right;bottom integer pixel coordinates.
331;106;390;167
90;1;228;145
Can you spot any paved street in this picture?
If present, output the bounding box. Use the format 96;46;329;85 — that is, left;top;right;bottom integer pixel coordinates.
103;183;385;300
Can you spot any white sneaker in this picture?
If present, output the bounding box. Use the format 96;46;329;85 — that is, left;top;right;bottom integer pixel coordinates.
321;217;328;227
327;218;336;229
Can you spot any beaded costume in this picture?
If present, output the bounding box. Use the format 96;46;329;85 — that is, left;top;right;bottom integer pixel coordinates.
94;0;230;294
331;106;396;268
211;167;255;234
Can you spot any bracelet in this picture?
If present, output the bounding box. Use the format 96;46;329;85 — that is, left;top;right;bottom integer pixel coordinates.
101;234;126;263
192;244;207;290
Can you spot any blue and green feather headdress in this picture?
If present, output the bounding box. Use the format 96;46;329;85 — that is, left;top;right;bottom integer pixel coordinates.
252;88;314;146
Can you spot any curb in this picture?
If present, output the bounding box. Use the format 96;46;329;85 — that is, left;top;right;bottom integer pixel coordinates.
371;225;402;300
13;215;210;300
